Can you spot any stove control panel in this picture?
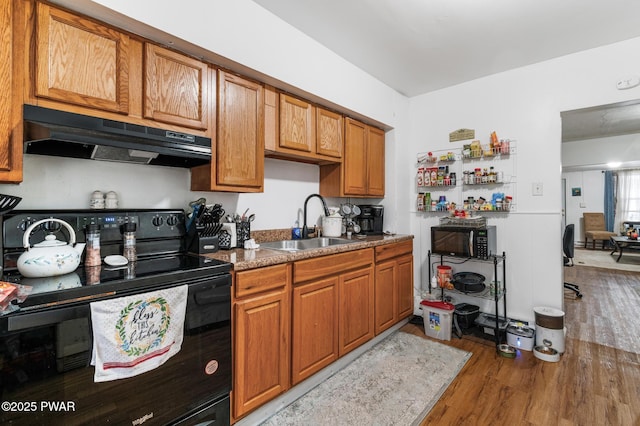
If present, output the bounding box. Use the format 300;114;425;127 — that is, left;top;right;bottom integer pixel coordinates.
1;209;186;249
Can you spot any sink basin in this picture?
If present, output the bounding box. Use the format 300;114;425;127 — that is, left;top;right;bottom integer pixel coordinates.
260;237;359;252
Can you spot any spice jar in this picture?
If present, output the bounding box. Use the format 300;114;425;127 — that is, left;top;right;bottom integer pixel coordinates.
436;265;453;289
105;191;118;209
122;222;137;262
84;224;101;266
90;190;105;210
85;265;101;285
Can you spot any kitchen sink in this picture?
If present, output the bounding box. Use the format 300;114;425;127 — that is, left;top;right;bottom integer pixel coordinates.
260;237;360;252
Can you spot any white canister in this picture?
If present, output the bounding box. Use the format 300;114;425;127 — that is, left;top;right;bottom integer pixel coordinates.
105;191;118;209
322;215;343;237
90;190;105;209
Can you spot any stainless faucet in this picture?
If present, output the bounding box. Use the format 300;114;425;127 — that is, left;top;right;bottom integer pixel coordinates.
302;194;330;239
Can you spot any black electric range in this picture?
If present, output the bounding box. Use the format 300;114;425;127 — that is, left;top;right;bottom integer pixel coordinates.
0;209;231;311
0;209;233;425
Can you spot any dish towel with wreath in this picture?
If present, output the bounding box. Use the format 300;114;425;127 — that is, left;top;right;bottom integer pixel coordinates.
90;284;188;382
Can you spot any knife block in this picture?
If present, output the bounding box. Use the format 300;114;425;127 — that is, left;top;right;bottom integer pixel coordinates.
188;233;219;254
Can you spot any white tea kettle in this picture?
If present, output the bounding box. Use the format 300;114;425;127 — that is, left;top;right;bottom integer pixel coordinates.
17;218;86;278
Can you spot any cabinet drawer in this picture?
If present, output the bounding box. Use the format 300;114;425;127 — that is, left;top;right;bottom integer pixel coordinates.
294;249;373;284
235;263;289;299
375;240;413;262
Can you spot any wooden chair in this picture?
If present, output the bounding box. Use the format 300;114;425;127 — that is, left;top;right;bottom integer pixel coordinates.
583;212;616;249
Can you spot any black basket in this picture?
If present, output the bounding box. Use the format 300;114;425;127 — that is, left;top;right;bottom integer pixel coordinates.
454;303;480;329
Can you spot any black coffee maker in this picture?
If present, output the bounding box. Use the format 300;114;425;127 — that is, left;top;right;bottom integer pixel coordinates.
356;205;384;235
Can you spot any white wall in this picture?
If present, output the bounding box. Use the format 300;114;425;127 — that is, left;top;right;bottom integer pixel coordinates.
0;156;341;231
562;171;606;244
408;37;640;322
563;133;640;170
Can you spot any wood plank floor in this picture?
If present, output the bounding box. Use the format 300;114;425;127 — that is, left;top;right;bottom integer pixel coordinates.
401;264;640;426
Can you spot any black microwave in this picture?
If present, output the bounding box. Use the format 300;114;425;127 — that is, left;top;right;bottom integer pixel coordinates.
430;225;497;259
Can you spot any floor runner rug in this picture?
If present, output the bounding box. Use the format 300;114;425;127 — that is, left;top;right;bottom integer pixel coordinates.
261;331;471;426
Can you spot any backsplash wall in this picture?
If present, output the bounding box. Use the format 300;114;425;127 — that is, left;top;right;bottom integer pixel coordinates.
0;155;343;232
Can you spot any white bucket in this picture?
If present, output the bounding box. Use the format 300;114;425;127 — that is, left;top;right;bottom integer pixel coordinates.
322;216;343;237
420;300;454;341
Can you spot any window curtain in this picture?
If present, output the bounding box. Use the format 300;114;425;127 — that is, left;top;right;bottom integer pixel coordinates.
613;170;640;233
604;171;615;231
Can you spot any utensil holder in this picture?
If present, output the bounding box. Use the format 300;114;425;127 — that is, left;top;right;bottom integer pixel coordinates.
236;221;251;248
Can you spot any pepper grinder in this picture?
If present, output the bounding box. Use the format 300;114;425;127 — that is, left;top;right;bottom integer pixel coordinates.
84;224;102;266
122;222;137;262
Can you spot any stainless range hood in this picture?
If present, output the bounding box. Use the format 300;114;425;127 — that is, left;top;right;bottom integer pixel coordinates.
23;105;212;168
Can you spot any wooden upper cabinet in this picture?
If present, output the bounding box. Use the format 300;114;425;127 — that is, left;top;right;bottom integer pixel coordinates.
144;43;208;130
0;0;23;182
343;118;369;195
366;125;385;197
192;70;264;192
320;117;385;198
264;88;343;164
316;107;343;158
279;94;314;153
35;2;129;114
217;70;263;189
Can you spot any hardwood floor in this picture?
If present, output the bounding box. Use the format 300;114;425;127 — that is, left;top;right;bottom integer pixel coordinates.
401;264;640;425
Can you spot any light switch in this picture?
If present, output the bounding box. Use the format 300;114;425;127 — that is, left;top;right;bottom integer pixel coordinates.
580;202;586;208
532;182;543;196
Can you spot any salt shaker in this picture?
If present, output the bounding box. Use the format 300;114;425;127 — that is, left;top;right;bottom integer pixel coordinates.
84;224;102;266
90;190;105;209
105;191;118;209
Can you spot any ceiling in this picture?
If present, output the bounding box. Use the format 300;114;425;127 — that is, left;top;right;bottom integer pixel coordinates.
253;0;640;98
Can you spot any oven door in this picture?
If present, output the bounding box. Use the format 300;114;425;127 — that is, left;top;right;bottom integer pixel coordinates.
0;276;231;426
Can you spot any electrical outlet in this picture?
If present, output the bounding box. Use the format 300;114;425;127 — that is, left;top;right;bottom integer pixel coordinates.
532;182;543;196
580;202;586;208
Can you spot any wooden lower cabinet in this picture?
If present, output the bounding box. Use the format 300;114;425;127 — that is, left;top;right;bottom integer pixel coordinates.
374;240;414;335
374;260;397;334
232;264;290;420
292;249;375;376
396;254;414;319
291;277;339;385
339;266;375;356
232;242;412;419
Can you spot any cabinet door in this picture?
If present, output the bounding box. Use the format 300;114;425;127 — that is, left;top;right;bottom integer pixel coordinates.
316;107;343;158
367;126;385;197
233;289;290;419
374;260;397;335
279;94;314;153
291;277;339;385
144;43;208;129
35;3;129;114
339;266;374;356
342;118;368;195
0;0;22;182
397;254;414;320
216;70;264;189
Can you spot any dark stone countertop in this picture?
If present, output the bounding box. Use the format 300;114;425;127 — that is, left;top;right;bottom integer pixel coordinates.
202;234;414;271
